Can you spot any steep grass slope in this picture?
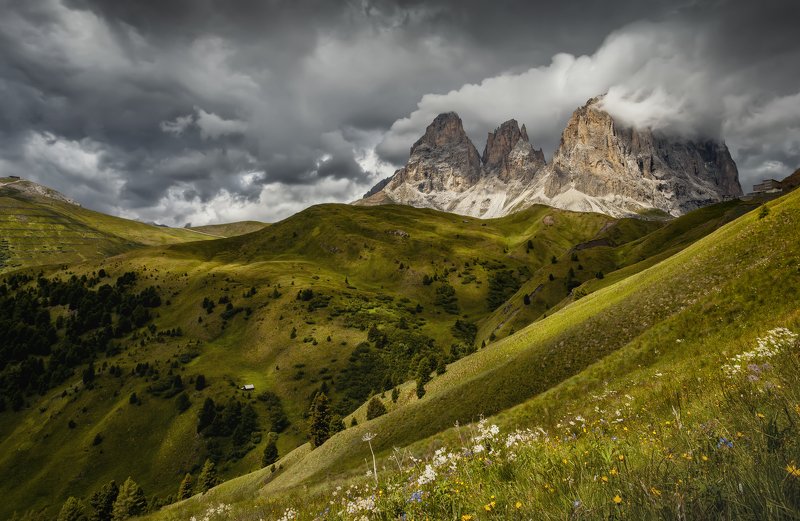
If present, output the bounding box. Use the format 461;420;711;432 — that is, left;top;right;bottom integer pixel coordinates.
0;203;618;518
0;200;762;519
150;192;800;520
0;178;212;272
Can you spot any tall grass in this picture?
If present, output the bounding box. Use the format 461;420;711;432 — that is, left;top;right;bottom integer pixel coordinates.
154;327;800;520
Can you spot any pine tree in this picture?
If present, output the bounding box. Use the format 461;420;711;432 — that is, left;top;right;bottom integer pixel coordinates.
329;414;345;434
58;497;87;521
415;379;426;399
176;392;191;413
177;473;194;500
197;459;218;493
111;477;147;520
366;397;387;420
89;480;118;521
261;433;279;467
308;392;331;447
415;357;432;399
82;361;95;386
197;397;216;434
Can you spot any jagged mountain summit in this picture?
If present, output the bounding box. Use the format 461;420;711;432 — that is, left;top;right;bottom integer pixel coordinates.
358;96;742;217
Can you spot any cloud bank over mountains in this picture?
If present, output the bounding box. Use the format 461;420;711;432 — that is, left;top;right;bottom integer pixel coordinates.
0;0;798;225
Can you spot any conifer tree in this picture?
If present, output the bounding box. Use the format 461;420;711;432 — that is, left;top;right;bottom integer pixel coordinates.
111;477;147;520
329;414;345;435
89;480;118;521
197;459;218;493
196;397;216;433
366;397;387;420
415;357;432;399
177;473;194;500
308;392;331;447
58;497;87;521
261;433;279;467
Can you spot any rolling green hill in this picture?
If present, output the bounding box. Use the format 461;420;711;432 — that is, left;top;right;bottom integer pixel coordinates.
0;178;213;272
0;192;777;519
189;221;270;238
146;186;800;521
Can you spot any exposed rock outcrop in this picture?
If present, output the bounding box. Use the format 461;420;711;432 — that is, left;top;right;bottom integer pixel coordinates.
536;96;742;215
483;120;545;182
358;96;743;218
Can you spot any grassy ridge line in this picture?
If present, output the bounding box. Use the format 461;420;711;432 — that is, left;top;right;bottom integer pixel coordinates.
477;199;759;341
252;194;788;496
190;221;270;238
0;187;215;272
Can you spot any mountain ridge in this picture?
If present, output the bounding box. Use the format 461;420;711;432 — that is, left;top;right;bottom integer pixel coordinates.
358;96;742;218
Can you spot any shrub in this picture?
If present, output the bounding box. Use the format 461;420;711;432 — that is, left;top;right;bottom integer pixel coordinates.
366;397;387;420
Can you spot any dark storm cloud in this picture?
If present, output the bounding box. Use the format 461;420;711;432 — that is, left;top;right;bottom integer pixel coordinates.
0;0;798;225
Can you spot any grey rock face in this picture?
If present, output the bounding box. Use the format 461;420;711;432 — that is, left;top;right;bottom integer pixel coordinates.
359;97;742;218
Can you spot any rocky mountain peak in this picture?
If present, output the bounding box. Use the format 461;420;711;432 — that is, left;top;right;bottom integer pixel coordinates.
483;119;546;182
545;97;742;214
412;112;471;152
482;119;526;167
358;96;742;218
379;112;483;198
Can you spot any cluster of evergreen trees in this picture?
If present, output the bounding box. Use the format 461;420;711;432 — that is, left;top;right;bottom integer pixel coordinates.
0;271;161;412
55;460;222;521
56;477;146;521
196;397;260;461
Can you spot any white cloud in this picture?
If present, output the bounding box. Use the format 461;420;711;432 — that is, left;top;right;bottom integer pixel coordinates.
194;107;248;140
133;176;368;227
159;114;194;136
16;131;126;211
159;107;247;140
376;21;800;190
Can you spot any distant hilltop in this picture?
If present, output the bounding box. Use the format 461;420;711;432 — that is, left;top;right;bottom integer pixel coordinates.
0;176;81;207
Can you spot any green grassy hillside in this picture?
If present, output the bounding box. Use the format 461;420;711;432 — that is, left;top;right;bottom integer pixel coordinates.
189;221;270;238
0;198;764;519
0;178;212;272
145;190;800;520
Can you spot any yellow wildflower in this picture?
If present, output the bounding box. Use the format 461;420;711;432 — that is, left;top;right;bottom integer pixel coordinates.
461;515;473;521
618;454;625;461
757;412;765;419
613;495;623;504
701;455;709;462
610;468;618;476
650;487;662;497
601;476;609;483
787;463;800;478
515;501;523;509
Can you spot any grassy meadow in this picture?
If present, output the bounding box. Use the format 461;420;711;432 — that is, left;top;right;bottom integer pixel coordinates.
1;184;793;520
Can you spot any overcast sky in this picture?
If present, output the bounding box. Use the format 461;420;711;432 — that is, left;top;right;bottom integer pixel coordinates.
1;0;799;226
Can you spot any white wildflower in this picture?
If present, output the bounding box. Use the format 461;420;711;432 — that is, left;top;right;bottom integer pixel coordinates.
417;464;437;485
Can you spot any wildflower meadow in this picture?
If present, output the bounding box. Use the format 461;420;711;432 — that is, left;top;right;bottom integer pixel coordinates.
166;328;800;520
